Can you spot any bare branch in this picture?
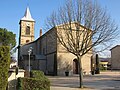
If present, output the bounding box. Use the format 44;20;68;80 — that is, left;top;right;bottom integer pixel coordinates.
45;0;118;88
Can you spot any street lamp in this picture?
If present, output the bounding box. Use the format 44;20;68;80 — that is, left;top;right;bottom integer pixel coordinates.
28;47;33;72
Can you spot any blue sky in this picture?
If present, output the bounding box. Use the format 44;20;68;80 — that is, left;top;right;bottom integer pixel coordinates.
0;0;65;41
0;0;120;57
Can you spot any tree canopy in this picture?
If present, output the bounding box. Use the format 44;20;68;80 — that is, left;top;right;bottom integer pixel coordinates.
45;0;118;88
0;28;16;49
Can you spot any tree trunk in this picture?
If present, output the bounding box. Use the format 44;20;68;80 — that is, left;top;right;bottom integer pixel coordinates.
77;56;83;88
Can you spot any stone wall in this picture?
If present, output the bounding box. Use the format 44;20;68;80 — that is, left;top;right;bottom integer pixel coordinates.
8;69;25;90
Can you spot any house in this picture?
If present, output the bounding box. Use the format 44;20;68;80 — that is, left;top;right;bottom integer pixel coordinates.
18;7;93;76
110;45;120;70
10;57;17;68
99;58;110;70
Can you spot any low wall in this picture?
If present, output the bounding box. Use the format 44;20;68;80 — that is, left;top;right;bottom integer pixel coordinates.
8;69;25;90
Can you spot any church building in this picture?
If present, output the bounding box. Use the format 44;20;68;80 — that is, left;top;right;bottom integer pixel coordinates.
18;7;93;76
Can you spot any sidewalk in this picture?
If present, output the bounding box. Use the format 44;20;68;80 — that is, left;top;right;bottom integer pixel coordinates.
48;71;120;90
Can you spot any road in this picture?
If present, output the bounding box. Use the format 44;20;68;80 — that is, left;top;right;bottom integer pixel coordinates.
48;71;120;90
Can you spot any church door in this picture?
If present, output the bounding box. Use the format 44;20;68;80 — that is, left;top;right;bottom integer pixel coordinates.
73;59;78;74
54;54;57;76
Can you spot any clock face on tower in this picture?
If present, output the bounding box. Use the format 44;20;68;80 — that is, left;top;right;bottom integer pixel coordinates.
26;22;30;26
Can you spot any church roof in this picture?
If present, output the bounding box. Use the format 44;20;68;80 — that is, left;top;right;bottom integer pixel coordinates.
21;7;35;21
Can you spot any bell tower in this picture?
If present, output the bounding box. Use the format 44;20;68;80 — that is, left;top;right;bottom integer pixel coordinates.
19;7;35;45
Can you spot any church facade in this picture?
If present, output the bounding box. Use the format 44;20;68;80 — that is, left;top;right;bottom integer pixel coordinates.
18;7;93;75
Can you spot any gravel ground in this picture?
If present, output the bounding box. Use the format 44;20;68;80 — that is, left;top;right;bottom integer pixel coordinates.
48;71;120;90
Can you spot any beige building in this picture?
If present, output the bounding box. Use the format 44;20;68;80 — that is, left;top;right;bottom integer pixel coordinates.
18;7;93;75
110;45;120;70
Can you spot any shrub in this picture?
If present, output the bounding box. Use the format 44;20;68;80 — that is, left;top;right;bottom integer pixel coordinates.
18;77;50;90
0;46;10;90
17;70;50;90
30;70;45;79
17;78;22;90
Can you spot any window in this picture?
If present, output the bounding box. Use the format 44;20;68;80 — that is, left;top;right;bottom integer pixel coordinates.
26;26;30;35
26;40;29;43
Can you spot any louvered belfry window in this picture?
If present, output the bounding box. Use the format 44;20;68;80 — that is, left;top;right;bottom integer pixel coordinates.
26;26;30;35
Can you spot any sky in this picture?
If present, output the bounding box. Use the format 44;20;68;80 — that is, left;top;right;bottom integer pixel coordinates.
0;0;120;58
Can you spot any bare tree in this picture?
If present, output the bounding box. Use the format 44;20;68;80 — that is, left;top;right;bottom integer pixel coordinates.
45;0;118;88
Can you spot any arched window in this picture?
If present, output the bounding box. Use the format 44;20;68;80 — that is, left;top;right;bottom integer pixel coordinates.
26;26;30;35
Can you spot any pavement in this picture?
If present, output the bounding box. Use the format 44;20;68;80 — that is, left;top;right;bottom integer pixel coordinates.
47;71;120;90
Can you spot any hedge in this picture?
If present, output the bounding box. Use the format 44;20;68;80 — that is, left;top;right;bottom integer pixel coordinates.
17;70;50;90
30;70;47;79
0;46;10;90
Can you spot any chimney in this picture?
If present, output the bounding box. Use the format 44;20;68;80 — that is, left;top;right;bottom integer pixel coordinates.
40;28;42;37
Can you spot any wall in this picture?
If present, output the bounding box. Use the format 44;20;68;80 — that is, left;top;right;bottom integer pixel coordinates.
46;54;55;74
19;41;36;69
41;28;57;75
19;21;35;45
57;52;92;75
20;42;36;55
111;46;120;69
8;69;25;90
38;60;46;72
56;23;92;75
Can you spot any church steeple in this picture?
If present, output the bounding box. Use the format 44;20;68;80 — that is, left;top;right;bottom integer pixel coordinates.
19;6;35;45
21;7;35;21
